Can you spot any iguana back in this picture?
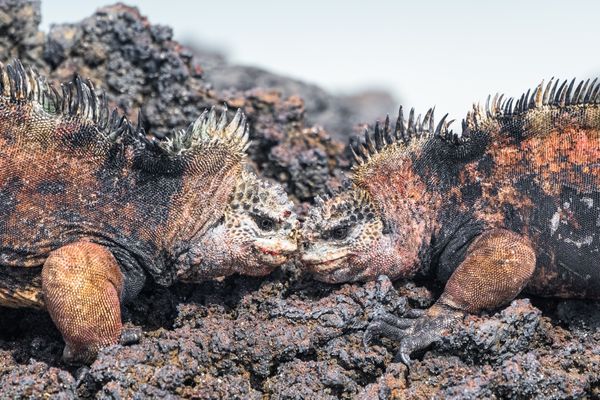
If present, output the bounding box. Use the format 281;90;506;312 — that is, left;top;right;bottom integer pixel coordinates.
452;84;600;297
300;78;599;364
0;61;298;363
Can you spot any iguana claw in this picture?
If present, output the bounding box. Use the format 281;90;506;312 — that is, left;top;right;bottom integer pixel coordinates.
364;304;463;366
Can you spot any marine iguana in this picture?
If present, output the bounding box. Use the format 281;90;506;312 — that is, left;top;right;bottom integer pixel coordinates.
0;60;298;364
300;78;600;364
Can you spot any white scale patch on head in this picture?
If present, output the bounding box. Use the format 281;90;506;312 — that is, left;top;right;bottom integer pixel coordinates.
305;189;376;236
222;169;299;267
228;170;297;226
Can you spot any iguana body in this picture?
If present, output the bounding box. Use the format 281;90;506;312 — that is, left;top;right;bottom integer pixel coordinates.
300;78;600;363
0;61;298;363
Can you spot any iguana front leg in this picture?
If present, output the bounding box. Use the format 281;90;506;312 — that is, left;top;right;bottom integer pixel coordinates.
41;241;124;364
365;229;536;364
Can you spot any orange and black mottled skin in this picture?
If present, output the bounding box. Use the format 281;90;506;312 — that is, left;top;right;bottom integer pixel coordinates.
0;96;239;362
303;79;600;364
0;62;298;364
415;107;600;300
0;98;241;289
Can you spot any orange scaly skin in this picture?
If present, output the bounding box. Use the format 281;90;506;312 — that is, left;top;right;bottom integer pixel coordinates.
0;61;298;364
301;78;600;364
42;241;124;362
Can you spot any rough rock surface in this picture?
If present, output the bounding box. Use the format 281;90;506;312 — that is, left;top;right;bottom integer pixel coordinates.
9;0;350;202
0;1;599;399
193;45;399;143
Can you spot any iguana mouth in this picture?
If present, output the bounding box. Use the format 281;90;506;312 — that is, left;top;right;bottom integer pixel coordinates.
302;255;349;272
256;249;288;266
255;239;297;267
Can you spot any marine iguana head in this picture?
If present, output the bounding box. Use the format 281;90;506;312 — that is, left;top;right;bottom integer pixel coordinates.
201;170;299;277
300;188;397;283
300;108;451;283
169;108;298;282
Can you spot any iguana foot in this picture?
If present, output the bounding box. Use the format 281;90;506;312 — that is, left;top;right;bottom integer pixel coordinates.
62;326;140;364
364;303;463;366
41;241;124;365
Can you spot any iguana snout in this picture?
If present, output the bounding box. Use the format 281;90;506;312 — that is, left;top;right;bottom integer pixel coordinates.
254;236;298;267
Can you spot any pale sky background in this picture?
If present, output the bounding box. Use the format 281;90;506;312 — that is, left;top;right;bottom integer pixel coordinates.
41;1;600;127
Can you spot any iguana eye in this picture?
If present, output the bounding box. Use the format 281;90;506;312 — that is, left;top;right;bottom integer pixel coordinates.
253;215;276;231
330;225;349;240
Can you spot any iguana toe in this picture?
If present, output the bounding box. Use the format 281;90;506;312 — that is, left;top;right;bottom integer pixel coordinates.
365;305;463;366
62;343;98;365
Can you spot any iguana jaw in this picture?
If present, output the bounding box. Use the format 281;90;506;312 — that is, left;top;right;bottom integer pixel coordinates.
302;250;382;284
254;237;297;268
301;248;350;273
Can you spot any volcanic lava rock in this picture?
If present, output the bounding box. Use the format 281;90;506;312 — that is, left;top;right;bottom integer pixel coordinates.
195;48;399;143
2;0;349;202
0;1;599;399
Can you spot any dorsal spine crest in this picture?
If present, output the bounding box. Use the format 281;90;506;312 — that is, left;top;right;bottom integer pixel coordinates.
465;78;600;132
352;77;600;170
0;60;250;172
